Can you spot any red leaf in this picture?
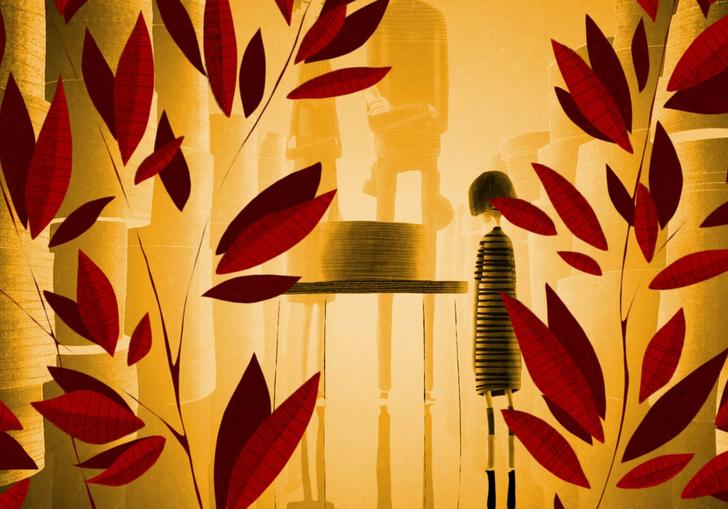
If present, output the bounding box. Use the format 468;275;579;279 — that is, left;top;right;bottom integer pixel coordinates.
274;0;294;24
134;136;184;184
156;112;191;211
239;29;266;118
701;201;728;228
32;390;143;444
55;0;68;16
217;190;336;274
77;250;120;355
305;0;389;63
632;19;650;92
295;5;346;63
649;123;682;229
85;436;165;486
716;387;728;431
543;395;592;445
203;275;300;303
639;309;686;403
0;479;30;509
634;184;658;263
0;433;36;470
226;372;320;508
637;0;659;20
668;15;728;91
321;0;355;13
502;293;603;442
62;0;88;22
216;162;322;255
501;409;589;488
683;451;728;498
114;14;154;165
204;0;237;116
665;68;728;114
49;196;114;248
0;399;22;432
586;15;632;131
606;164;634;225
0;74;35;227
545;284;606;419
552;40;632;153
558;251;602;276
47;366;132;412
554;87;611;142
649;249;728;290
489;197;557;236
617;454;693;488
25;78;72;239
43;290;93;340
623;347;728;462
287;66;391;99
214;355;271;509
697;0;717;17
532;163;607;250
554;494;565;509
155;0;206;75
127;313;152;366
82;30;116;137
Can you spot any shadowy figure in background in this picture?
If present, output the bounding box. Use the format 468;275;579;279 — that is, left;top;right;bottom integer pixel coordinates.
469;171;521;509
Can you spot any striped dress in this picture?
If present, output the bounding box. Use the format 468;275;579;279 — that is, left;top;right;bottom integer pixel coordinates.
473;226;521;397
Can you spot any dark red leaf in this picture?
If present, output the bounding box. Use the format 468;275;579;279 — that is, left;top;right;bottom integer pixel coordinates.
287;66;391;99
134;136;184;184
552;40;632;153
617;454;693;488
543;395;592;445
320;0;355;13
606;164;634;225
226;372;320;508
47;366;131;412
701;201;728;228
649;249;728;290
554;87;611;142
25;78;72;239
214;355;271;509
0;399;22;432
204;0;237;116
155;0;206;75
716;393;728;432
489;197;557;236
0;74;34;227
683;451;728;498
85;436;165;486
156;112;191;211
665;67;728;114
82;30;116;137
115;14;154;165
306;0;388;63
697;0;717;17
649;123;682;229
0;433;36;470
274;0;294;24
127;313;151;366
49;196;114;247
634;184;658;263
217;190;336;274
501;409;589;488
623;347;728;462
668;15;728;91
0;478;30;509
295;5;346;63
203;275;300;303
216;162;322;255
632;19;649;92
77;250;120;355
55;0;68;16
43;291;93;340
637;0;659;20
63;0;88;22
554;494;565;509
532;163;607;250
502;293;603;442
557;251;602;276
239;29;266;118
545;284;606;419
639;309;686;403
32;390;143;444
586;15;632;131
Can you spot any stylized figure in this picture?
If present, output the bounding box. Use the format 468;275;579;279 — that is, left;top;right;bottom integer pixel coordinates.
469;170;521;509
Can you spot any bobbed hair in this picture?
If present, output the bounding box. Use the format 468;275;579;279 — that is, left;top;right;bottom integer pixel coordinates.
468;170;516;216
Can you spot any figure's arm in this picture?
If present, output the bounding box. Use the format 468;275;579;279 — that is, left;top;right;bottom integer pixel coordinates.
473;241;485;367
366;87;434;130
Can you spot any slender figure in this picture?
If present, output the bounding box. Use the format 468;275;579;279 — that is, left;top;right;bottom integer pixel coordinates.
469;171;521;509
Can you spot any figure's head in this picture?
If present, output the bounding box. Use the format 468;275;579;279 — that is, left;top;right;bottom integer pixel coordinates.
468;170;516;218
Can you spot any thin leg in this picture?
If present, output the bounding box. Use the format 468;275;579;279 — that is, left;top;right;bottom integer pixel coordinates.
506;389;516;509
485;392;495;509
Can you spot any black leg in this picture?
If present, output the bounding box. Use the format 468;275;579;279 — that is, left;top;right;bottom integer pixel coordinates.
507;469;516;509
486;470;496;509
